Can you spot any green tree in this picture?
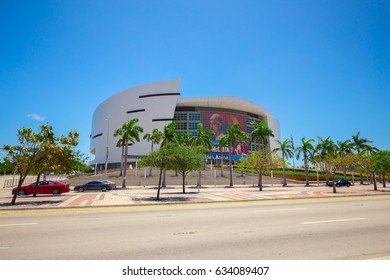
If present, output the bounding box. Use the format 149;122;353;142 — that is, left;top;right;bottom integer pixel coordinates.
190;123;214;187
274;138;294;186
238;150;282;191
215;137;228;177
351;132;373;184
220;123;241;187
160;122;178;188
138;147;174;200
336;139;353;179
250;120;274;151
114;118;143;188
143;128;163;177
295;137;315;186
169;144;204;193
316;136;336;184
372;150;390;188
2;124;79;204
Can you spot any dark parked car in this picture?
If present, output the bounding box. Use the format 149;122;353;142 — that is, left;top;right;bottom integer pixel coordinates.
12;180;70;196
327;179;351;187
102;180;116;189
74;181;113;192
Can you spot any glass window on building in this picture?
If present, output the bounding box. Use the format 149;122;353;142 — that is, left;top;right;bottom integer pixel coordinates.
191;131;198;136
189;113;201;121
174;113;187;121
189;122;199;130
176;122;187;130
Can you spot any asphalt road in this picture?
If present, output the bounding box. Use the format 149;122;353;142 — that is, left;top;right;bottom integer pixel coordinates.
1;196;390;260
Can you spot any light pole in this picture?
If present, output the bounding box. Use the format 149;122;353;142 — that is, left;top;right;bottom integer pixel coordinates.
105;117;109;174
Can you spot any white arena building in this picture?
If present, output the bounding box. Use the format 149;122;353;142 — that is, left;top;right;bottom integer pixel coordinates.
90;80;280;170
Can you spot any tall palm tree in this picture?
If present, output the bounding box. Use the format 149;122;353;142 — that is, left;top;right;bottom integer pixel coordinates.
190;123;214;187
220;123;241;187
274;139;294;186
216;136;228;177
316;136;336;183
160;122;178;188
337;139;353;179
236;130;249;177
143;128;163;176
115;118;143;188
295;137;315;186
114;135;126;176
351;132;373;184
250;120;274;151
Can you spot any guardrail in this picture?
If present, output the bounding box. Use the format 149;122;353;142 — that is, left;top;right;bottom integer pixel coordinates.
2;176;68;188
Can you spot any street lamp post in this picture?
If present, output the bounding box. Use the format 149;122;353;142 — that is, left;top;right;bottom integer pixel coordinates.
105;118;109;174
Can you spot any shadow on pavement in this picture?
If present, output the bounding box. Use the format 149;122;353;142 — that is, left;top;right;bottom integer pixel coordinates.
0;200;62;207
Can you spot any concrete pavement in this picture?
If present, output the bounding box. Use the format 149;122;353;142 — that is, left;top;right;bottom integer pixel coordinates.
1;183;389;211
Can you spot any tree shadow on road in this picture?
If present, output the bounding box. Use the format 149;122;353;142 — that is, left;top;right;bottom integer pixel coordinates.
0;200;62;207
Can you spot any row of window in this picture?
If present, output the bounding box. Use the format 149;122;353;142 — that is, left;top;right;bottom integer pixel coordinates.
174;113;201;121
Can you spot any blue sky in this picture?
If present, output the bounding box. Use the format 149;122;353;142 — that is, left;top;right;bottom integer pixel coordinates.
1;0;389;161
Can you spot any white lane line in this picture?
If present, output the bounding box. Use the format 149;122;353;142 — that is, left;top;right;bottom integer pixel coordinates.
0;223;38;227
254;208;308;213
301;218;365;225
0;247;10;250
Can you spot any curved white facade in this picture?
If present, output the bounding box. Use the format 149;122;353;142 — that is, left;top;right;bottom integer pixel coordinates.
90;80;280;168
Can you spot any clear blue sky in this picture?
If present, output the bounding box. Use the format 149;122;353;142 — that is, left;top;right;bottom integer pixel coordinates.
1;0;389;161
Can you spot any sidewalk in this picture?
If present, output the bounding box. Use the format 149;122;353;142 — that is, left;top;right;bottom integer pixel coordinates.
1;183;389;211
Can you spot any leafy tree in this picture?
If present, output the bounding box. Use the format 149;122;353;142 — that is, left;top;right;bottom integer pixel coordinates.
295;137;315;186
274;138;294;186
168;144;204;193
138;147;174;200
114;118;143;188
238;150;282;191
143;128;163;177
31;129;80;197
160;122;178;187
351;132;373;184
0;158;13;174
336;139;353;179
372;150;390;188
138;143;204;198
2;124;79;204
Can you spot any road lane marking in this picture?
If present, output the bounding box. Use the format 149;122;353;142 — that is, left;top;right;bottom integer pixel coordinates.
0;222;38;227
301;218;365;225
254;208;307;213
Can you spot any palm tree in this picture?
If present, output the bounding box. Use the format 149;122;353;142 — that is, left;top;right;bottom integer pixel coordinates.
115;118;143;188
160;122;178;188
316;136;336;183
190;123;214;187
114;135;126;176
351;132;373;184
274;139;294;186
220;123;241;187
250;120;274;151
143;128;163;176
236;131;250;177
216;136;228;177
295;137;315;186
337;139;353;179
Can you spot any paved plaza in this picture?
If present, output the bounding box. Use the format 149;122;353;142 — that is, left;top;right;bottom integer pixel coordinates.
1;182;389;211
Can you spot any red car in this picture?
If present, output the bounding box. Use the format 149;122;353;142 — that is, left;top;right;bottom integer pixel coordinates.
12;180;70;196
